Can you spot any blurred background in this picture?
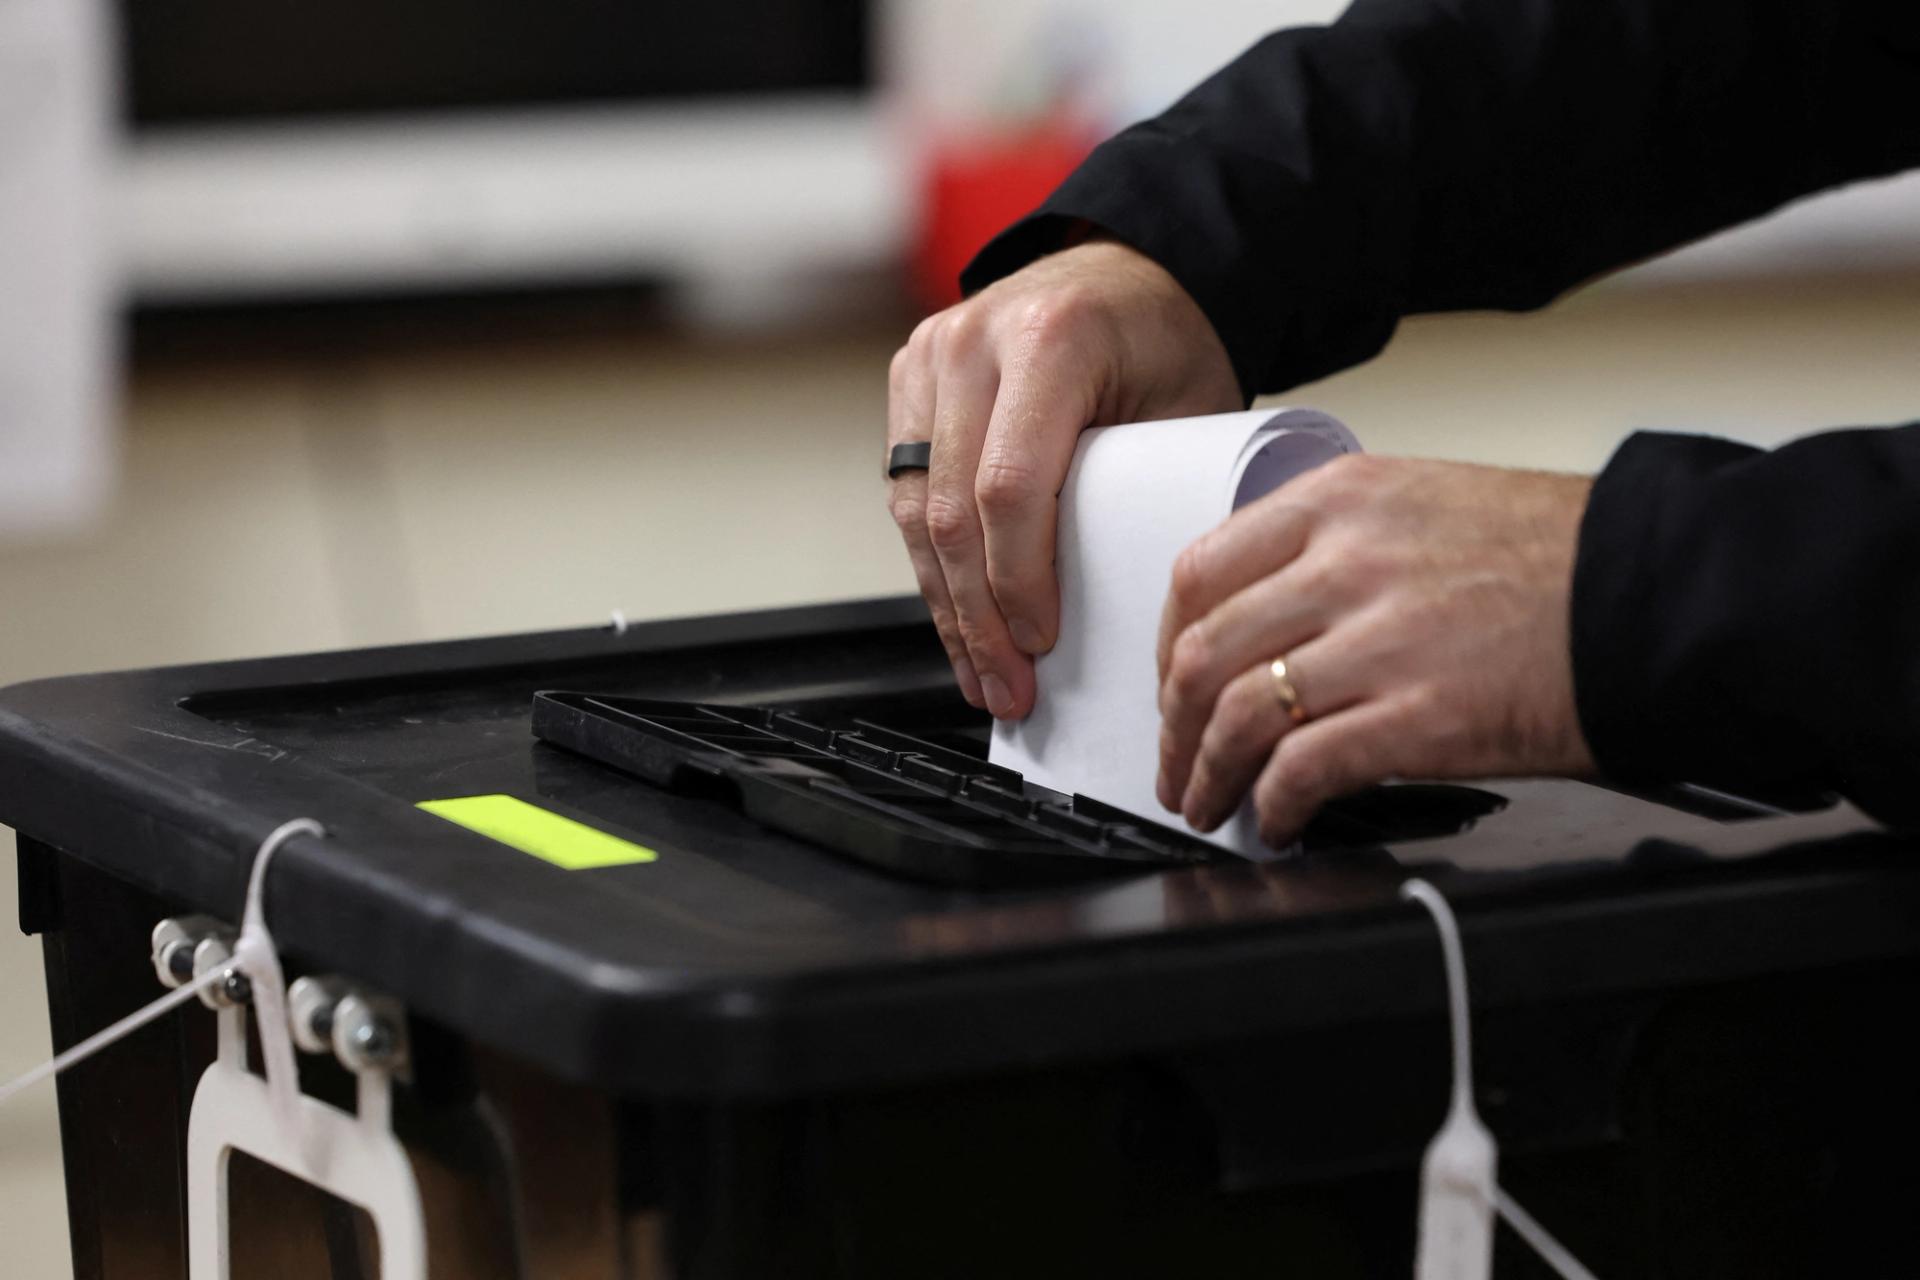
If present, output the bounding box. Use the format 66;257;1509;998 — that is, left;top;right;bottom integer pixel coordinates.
4;2;1919;1272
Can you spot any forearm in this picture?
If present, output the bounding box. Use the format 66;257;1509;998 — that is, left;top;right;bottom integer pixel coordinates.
1572;424;1920;825
966;0;1920;397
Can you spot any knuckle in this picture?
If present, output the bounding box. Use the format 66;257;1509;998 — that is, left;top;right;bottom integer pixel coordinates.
938;304;988;353
1401;682;1448;722
952;610;1000;654
1218;678;1265;742
907;314;942;355
1294;453;1369;504
925;601;963;647
1329;541;1384;590
1018;289;1094;346
887;343;914;389
923;494;976;553
1291;553;1341;602
974;457;1039;515
1167;625;1216;705
1169;540;1213;610
1324;452;1381;484
887;489;926;533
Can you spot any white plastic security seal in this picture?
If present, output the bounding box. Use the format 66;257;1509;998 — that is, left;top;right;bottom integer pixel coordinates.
1403;878;1500;1280
0;966;227;1108
186;818;428;1280
1401;878;1603;1280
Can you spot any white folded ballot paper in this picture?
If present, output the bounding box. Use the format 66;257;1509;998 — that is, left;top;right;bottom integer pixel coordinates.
989;408;1360;858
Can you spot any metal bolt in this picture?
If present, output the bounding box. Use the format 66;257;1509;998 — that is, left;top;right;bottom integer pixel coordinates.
331;993;407;1074
222;971;253;1005
151;915;230;990
164;941;196;984
193;936;239;1010
287;976;351;1054
352;1018;394;1058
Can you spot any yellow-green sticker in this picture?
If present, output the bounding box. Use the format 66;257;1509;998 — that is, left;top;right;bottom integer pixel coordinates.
417;795;658;870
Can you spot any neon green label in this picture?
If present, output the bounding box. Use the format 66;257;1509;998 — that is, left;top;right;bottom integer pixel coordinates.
417;795;658;870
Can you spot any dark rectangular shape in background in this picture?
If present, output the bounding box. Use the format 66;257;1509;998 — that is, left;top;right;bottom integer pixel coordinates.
119;1;872;125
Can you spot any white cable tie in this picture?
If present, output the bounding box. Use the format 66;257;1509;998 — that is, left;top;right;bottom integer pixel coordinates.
233;818;326;1153
1493;1186;1602;1280
1402;878;1605;1280
0;965;227;1108
0;818;325;1115
1403;878;1499;1280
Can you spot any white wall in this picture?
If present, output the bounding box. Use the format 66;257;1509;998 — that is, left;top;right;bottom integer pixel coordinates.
0;0;113;535
883;0;1348;127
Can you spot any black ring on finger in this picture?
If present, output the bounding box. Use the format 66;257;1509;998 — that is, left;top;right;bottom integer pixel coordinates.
886;440;933;479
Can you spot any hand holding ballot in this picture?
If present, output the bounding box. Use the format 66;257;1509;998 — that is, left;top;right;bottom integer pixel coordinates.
887;0;1920;845
889;239;1600;847
1154;456;1597;844
884;237;1241;722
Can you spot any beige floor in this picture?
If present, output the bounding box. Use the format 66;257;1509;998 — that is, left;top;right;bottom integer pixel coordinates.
3;271;1918;1275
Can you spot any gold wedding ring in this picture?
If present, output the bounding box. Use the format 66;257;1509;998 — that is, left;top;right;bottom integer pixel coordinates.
1269;657;1308;726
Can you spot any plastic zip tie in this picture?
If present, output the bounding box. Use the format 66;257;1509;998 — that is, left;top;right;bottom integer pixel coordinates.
1402;878;1605;1280
0;818;323;1113
0;965;227;1108
1403;878;1499;1280
1494;1186;1602;1280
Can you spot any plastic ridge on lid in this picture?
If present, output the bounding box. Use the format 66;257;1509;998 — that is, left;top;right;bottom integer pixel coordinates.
530;692;1225;888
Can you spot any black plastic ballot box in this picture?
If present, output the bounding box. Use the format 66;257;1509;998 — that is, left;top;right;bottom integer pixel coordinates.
5;596;1920;1279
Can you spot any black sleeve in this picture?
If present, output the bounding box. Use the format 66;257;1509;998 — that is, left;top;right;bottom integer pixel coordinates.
962;0;1920;398
1571;425;1920;826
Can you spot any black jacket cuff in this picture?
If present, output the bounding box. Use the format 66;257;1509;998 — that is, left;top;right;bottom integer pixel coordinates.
1571;426;1920;824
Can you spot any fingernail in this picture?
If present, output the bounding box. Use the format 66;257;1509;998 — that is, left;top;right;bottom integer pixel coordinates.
953;654;983;708
979;672;1013;719
1008;618;1046;654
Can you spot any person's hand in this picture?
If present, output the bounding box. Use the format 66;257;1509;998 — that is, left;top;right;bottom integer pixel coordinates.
887;238;1241;719
1154;456;1597;845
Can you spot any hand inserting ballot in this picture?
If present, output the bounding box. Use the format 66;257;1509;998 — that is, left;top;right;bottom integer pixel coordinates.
885;238;1241;720
1155;456;1598;845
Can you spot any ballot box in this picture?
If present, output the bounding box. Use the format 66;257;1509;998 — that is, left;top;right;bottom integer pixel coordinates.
6;596;1920;1278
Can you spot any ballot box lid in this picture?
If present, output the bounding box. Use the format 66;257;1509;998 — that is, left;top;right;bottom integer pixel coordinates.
1;597;1913;1098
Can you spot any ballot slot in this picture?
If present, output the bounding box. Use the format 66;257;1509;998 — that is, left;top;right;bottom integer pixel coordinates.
531;691;1226;887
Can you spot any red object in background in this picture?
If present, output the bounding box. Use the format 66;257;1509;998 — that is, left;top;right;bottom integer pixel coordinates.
911;116;1101;312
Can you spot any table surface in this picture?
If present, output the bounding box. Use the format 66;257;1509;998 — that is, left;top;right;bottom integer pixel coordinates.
2;596;1913;1097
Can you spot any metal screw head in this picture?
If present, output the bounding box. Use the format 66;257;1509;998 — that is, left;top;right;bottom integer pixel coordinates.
352;1018;394;1058
221;971;253;1005
331;993;407;1074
